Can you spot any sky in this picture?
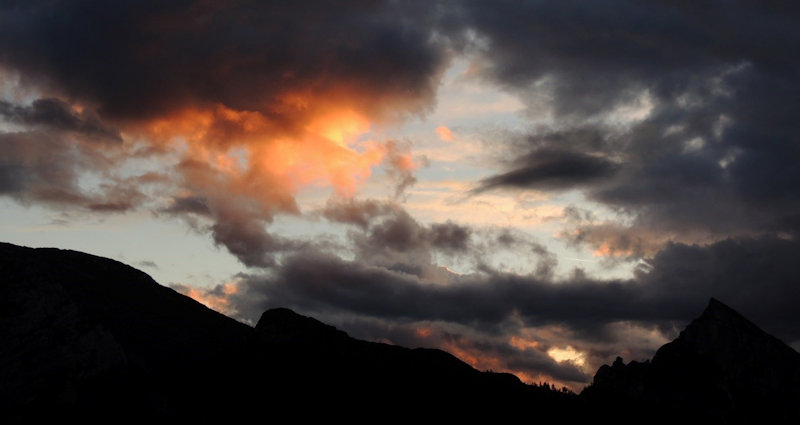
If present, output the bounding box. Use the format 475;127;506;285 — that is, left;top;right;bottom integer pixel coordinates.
2;0;800;390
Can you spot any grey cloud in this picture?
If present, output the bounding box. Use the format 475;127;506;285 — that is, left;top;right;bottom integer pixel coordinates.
161;195;211;217
208;208;300;269
322;198;474;256
382;140;421;199
320;198;401;230
0;129;148;213
137;260;158;269
428;222;472;253
0;131;95;206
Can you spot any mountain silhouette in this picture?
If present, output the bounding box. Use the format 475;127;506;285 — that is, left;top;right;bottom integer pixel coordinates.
3;241;799;424
584;298;800;423
0;242;577;424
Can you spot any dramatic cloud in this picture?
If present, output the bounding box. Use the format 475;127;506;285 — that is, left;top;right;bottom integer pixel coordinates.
0;0;451;265
451;0;800;250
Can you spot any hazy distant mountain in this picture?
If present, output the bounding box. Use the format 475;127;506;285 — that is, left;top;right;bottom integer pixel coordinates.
3;241;798;424
584;298;800;423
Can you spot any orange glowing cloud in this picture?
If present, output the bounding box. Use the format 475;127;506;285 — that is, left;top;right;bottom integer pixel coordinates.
562;224;672;260
415;327;432;338
440;339;501;371
509;335;540;351
137;95;392;209
127;84;435;266
440;337;557;386
435;125;454;141
593;242;636;258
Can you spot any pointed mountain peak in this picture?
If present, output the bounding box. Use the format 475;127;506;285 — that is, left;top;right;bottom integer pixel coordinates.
706;296;725;310
586;297;800;422
701;297;747;321
682;297;768;347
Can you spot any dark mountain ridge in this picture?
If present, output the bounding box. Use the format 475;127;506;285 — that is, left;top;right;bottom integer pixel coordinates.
0;242;576;424
2;242;799;424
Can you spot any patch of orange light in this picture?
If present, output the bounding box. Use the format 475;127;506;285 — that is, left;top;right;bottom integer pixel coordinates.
440;340;504;372
437;335;581;391
415;327;432;338
306;108;370;146
593;242;635;258
435;125;454;141
510;335;540;351
388;149;416;171
181;282;239;316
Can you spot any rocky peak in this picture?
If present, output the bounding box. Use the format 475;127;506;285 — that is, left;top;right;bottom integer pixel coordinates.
653;298;800;383
585;297;800;423
255;307;349;345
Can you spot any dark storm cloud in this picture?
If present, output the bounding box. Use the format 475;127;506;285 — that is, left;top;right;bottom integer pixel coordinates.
0;0;446;122
0;98;121;141
450;0;800;240
232;251;634;326
637;236;800;340
228;235;800;345
209;212;286;269
476;148;619;192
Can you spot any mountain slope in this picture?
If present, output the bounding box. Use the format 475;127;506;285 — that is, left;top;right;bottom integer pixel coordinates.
0;242;254;422
0;242;578;423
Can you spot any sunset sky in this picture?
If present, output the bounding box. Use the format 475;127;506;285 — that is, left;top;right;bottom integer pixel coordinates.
2;0;800;390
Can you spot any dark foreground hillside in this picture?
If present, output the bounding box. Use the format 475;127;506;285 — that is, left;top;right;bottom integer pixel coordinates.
0;242;579;424
2;242;799;424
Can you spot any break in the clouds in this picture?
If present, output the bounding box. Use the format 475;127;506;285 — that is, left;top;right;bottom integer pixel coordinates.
3;1;800;388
